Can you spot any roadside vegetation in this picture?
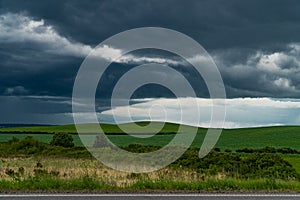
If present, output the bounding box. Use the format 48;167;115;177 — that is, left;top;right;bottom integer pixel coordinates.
0;135;300;191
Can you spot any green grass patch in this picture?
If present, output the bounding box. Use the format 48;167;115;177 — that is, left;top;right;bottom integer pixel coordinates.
130;179;300;191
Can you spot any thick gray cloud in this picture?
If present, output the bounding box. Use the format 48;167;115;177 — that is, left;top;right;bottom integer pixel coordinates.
2;0;300;49
214;43;300;98
0;0;300;98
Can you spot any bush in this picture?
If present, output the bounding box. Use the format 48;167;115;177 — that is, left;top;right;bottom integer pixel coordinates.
123;144;159;153
172;148;299;180
236;148;254;153
0;137;91;157
277;148;299;154
236;147;300;154
260;146;277;153
50;132;74;148
10;136;47;154
240;153;299;180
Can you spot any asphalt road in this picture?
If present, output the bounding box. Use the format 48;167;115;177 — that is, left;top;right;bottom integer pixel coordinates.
1;194;300;200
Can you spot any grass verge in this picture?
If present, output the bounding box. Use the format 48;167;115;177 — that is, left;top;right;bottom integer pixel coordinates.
0;176;300;191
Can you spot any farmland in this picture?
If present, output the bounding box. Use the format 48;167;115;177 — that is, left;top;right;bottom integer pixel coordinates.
0;122;299;151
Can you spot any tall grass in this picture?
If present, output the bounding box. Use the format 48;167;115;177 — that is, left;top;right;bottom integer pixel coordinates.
0;157;300;191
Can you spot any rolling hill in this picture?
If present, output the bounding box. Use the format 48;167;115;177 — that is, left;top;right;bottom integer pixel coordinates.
0;122;299;151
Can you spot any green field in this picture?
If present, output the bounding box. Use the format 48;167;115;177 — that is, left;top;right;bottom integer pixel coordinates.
0;122;299;151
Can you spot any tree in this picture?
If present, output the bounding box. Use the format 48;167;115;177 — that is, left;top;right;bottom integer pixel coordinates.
93;135;111;148
50;132;74;148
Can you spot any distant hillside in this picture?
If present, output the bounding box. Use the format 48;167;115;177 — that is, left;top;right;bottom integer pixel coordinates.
0;122;299;150
0;121;196;134
0;124;53;128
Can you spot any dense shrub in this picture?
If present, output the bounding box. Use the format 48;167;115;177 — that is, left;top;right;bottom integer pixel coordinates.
236;148;254;153
172;149;241;175
240;153;299;180
0;137;90;158
122;144;160;153
50;132;74;148
7;136;48;154
172;148;299;180
236;146;300;154
224;149;232;153
277;148;299;154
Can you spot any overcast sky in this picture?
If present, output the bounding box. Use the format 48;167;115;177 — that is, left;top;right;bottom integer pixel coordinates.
0;0;300;127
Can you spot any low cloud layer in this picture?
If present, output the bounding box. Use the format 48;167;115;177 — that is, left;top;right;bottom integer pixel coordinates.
1;96;299;128
102;97;300;128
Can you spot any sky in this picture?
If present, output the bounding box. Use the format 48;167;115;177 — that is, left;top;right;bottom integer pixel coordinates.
0;0;300;128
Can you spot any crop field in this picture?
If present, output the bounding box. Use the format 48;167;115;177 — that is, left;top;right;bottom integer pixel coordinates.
0;122;299;151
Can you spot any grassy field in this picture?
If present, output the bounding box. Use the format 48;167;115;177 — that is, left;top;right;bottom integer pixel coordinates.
0;122;299;151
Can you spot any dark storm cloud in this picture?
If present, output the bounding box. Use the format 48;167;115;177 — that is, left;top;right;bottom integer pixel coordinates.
0;42;82;97
2;0;300;49
0;0;300;127
1;0;300;125
213;43;300;98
